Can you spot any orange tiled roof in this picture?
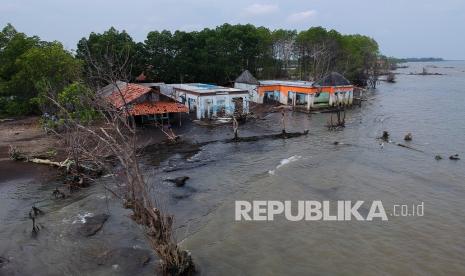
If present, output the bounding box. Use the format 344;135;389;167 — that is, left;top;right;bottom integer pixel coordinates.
107;83;152;109
129;101;188;116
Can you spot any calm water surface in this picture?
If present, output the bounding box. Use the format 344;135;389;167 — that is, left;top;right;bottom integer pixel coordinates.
1;61;464;275
180;61;465;275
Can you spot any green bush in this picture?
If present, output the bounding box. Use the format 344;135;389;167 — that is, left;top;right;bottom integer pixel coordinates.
0;97;38;116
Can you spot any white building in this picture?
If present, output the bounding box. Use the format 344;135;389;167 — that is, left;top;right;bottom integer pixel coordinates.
166;83;249;120
233;70;260;102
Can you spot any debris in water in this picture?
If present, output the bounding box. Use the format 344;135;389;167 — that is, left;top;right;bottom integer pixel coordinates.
166;176;190;187
449;154;460;160
78;213;110;237
404;133;413;141
381;131;390;141
29;206;44;234
52;187;66;199
435;155;443;160
396;143;424;152
0;256;9;268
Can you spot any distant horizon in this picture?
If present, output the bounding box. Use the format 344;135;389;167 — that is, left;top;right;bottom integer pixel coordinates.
1;0;464;60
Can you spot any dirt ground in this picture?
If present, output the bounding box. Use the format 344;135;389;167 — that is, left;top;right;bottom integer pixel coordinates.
0;117;59;184
0;117;58;160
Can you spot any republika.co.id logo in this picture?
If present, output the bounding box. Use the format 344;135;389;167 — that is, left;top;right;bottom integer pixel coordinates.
235;200;424;221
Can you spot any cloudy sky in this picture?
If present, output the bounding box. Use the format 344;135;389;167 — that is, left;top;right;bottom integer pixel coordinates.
1;0;464;59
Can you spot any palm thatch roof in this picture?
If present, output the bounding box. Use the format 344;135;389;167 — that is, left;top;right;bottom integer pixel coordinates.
235;70;259;85
313;72;351;87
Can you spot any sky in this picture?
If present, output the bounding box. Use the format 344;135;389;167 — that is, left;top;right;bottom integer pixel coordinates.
0;0;464;59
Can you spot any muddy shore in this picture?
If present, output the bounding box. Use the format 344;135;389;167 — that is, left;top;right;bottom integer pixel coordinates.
0;112;288;275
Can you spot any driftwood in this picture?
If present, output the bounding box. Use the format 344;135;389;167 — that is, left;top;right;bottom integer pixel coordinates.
226;130;309;143
9;145;102;174
10;145;73;169
396;143;424;152
29;157;73;168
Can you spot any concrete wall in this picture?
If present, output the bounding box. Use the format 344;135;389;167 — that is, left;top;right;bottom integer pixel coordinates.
234;82;259;103
259;85;354;110
176;89;249;120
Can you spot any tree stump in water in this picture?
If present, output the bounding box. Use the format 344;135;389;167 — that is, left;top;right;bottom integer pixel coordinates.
381;131;390;141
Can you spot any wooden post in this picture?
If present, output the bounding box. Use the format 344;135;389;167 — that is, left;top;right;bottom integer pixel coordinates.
281;110;286;134
233;116;239;140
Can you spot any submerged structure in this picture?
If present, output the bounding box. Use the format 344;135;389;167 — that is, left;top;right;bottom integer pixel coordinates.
157;83;250;120
234;71;354;110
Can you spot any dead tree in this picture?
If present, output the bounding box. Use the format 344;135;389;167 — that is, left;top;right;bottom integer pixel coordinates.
51;42;195;274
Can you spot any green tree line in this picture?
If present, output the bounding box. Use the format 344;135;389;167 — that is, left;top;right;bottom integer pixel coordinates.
1;23;382;117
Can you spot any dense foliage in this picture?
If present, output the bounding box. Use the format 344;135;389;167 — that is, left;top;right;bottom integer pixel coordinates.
0;24;81;116
78;24;382;86
1;23;384;116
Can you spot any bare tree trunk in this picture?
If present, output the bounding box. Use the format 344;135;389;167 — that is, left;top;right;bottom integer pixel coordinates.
49;42;196;274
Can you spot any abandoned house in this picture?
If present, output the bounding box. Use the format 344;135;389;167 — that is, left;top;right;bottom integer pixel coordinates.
156;83;250;120
234;71;354;110
100;81;188;124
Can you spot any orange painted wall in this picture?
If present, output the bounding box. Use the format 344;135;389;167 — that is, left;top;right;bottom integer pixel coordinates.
258;85;353;98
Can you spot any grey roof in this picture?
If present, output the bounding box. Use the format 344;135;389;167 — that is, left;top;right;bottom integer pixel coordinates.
235;70;259;85
259;80;314;87
313;72;351;87
138;82;166;88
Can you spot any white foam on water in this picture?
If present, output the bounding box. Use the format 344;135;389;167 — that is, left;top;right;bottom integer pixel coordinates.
276;155;302;169
71;212;94;224
268;155;302;175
